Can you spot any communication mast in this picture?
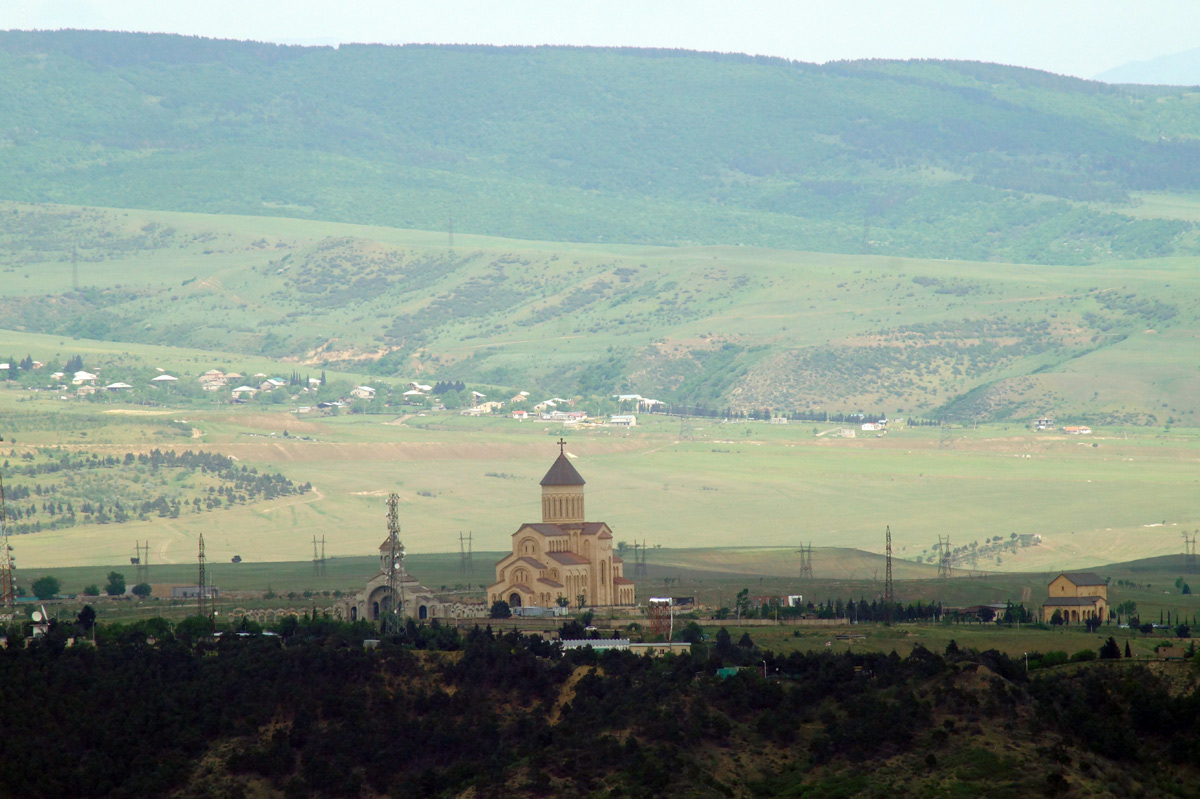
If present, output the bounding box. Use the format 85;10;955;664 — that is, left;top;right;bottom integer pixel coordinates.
884;525;894;608
0;469;16;616
937;535;953;579
383;493;405;636
197;533;208;618
1184;531;1197;574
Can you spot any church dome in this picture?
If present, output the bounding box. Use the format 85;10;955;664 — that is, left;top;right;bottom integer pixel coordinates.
540;452;585;486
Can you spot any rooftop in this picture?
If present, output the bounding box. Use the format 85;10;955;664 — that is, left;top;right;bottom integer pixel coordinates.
540;452;585;487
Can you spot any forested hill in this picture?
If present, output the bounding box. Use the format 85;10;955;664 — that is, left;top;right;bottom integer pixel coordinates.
3;29;1200;263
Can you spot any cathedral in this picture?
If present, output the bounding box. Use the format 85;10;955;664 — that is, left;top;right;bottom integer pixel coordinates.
487;443;636;609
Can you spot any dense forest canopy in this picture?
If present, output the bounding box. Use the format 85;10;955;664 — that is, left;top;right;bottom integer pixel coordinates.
2;30;1200;262
5;616;1200;798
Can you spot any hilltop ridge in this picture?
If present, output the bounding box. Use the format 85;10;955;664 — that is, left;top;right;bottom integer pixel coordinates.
2;30;1200;262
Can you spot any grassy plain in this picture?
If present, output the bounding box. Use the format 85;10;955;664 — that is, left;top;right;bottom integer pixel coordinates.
3;383;1197;577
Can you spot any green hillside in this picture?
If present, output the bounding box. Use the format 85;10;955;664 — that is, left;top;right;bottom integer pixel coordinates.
3;201;1198;419
3;30;1200;262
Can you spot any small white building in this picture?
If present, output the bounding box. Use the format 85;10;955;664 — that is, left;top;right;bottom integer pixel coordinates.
610;415;637;427
72;370;98;385
351;385;376;400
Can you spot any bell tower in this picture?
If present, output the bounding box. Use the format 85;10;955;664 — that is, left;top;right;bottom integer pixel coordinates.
541;439;585;524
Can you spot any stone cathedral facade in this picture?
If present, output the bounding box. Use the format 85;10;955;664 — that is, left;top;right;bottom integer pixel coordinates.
487;445;636;609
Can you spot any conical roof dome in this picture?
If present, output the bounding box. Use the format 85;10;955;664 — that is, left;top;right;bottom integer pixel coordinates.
540;452;585;486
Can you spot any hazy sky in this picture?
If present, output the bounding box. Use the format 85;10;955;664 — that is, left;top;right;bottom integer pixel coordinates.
5;0;1200;80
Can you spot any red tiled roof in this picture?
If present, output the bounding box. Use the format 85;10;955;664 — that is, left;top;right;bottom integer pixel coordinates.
525;523;568;537
612;555;624;564
547;551;590;566
537;578;564;588
1056;572;1105;586
508;583;533;594
613;577;635;585
517;556;546;570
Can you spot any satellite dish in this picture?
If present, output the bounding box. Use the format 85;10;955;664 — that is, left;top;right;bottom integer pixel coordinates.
31;611;42;622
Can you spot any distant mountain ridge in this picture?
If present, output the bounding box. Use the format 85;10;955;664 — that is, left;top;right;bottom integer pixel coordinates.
1097;47;1200;86
2;30;1200;263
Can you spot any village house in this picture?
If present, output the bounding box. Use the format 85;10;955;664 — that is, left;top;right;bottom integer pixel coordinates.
351;385;376;400
1042;572;1108;623
199;370;228;390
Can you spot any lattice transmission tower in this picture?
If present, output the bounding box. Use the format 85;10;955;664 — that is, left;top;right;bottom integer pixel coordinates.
796;543;814;580
884;525;894;606
383;493;406;636
197;533;208;618
459;531;474;577
134;540;150;585
312;535;327;577
937;535;953;579
633;539;648;579
0;469;16;617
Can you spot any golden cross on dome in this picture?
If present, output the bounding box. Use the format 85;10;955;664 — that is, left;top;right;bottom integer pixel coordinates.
558;437;566;455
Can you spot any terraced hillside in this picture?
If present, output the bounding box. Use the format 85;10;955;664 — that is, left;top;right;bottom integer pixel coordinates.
2;202;1198;420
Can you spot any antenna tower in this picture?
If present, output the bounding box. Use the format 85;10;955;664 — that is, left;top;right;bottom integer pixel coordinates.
312;534;320;577
383;493;405;636
0;467;16;616
1184;531;1197;574
197;533;208;618
937;535;953;579
459;531;474;576
320;535;326;576
884;525;894;608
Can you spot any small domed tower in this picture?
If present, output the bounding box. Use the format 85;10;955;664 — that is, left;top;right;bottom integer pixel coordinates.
540;439;584;524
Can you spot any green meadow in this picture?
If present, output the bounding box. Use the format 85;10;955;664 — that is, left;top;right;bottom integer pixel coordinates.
1;202;1198;581
2;382;1197;574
